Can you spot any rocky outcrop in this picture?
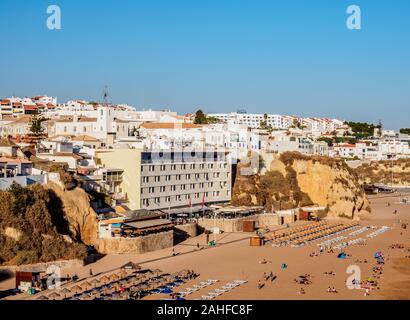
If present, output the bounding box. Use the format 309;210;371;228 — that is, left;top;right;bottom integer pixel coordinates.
232;152;370;220
45;182;98;245
354;159;410;186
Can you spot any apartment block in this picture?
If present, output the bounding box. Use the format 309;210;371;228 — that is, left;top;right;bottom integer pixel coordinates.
95;149;232;211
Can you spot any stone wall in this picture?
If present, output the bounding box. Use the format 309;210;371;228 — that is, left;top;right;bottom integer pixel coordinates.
174;223;198;237
96;231;173;254
197;214;282;233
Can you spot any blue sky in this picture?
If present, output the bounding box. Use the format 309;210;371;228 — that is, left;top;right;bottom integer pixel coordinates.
0;0;409;129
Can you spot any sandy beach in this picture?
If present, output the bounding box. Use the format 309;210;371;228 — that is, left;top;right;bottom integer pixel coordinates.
2;193;409;300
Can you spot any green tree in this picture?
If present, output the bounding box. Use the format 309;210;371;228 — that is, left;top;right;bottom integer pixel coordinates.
194;109;207;124
30;116;46;134
345;121;380;138
400;128;410;135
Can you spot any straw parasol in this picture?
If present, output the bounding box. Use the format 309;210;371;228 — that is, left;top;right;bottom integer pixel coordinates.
99;275;110;284
152;268;162;276
82;281;93;290
119;269;128;278
110;273;120;281
91;278;101;288
70;285;83;294
60;287;71;298
48;292;61;300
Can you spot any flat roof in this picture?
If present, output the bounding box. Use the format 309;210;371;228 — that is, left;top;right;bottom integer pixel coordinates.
123;218;173;230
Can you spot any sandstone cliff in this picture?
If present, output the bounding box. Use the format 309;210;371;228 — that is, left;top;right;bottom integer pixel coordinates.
354;159;410;186
0;183;89;265
232;152;370;220
45;182;98;245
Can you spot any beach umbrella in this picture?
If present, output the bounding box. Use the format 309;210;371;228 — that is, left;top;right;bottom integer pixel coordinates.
82;281;93;290
60;287;71;298
110;274;120;281
48;292;61;300
162;287;173;294
91;279;101;288
99;275;110;284
71;285;83;293
118;270;128;279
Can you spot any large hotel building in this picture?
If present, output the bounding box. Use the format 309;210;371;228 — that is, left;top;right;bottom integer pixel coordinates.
95;149;232;211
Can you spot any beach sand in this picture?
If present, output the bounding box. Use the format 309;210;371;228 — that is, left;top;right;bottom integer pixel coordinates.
2;193;409;300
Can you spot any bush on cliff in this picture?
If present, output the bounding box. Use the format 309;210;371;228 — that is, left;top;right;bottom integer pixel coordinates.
0;182;87;265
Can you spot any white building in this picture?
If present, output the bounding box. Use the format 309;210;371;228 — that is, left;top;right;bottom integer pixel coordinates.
207;112;296;129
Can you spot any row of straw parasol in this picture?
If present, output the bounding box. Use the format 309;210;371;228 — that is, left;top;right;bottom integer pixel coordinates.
267;221;359;246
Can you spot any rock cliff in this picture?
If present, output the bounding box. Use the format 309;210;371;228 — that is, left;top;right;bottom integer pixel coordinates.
232;152;370;220
354;159;410;186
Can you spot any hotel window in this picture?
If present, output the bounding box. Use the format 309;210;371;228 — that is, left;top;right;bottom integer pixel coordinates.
176;195;181;201
165;175;171;181
186;174;191;179
149;187;155;193
181;185;186;190
171;164;177;170
171;185;176;191
160;186;166;192
149;166;155;172
165;196;171;202
181;164;186;170
195;173;200;179
190;184;195;189
154;198;160;204
154;176;160;182
143;176;149;183
160;165;166;171
176;174;181;181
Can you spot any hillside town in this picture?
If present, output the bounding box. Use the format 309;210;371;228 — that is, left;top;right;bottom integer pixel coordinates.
1;95;409;204
1;94;410;302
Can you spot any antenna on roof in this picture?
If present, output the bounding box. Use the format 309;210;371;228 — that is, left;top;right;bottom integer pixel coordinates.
102;85;112;105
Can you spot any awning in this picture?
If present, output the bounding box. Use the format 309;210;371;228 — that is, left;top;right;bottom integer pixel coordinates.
123;218;173;230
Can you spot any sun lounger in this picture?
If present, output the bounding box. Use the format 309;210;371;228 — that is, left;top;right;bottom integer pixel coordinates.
221;286;233;291
208;291;221;297
214;288;227;293
233;280;247;284
178;291;192;295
